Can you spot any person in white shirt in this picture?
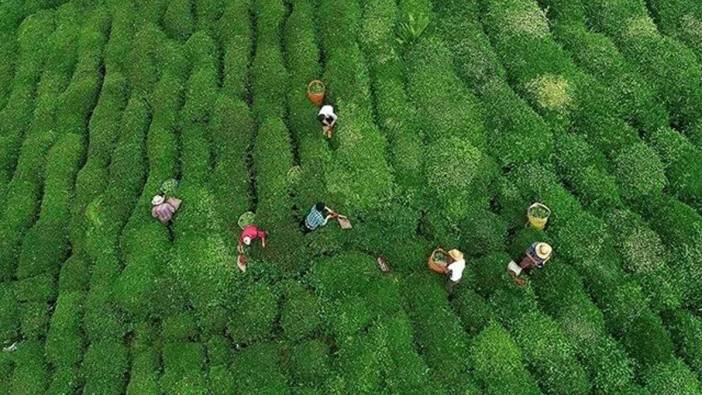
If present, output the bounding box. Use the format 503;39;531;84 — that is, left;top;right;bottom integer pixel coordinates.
318;104;338;139
446;249;466;294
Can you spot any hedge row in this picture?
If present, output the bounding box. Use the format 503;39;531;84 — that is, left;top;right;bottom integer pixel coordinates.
114;71;184;320
470;322;541;394
9;340;48;395
664;309;702;381
648;127;702;210
70;72;129;251
330;313;435;394
16;6;108;293
169;31;237;332
434;1;553;168
219;0;253;100
640;194;702;306
647;0;702;63
318;0;394;214
230;342;288;394
585;0;702;132
160;341;207;393
283;0;332;211
480;0;579;130
543;0;668;134
462;252;596;394
400;273;475;392
360;0;425;193
0;5;81;281
0;10;55;189
502;165;677;372
83;94;150;343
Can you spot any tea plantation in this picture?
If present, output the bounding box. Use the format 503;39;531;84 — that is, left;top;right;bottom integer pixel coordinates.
2;0;702;393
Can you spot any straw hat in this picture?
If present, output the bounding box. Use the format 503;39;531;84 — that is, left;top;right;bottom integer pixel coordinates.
536;243;552;259
152;195;165;206
448;249;464;261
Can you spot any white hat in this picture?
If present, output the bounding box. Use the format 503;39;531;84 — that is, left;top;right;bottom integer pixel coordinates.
152;195;165;206
448;249;464;261
242;236;252;245
536;243;552;259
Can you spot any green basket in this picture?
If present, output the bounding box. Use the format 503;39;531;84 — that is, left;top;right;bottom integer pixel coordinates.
238;211;256;230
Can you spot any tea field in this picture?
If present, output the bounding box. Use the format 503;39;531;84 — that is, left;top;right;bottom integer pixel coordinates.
2;0;702;393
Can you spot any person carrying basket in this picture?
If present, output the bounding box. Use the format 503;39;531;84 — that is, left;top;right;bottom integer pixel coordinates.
428;248;466;295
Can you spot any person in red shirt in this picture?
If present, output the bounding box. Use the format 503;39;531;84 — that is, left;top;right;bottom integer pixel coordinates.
237;224;268;272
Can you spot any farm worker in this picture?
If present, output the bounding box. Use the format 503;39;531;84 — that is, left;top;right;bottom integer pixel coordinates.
318;104;337;139
237;224;268;272
507;242;552;284
300;202;337;234
446;249;466;294
151;194;182;224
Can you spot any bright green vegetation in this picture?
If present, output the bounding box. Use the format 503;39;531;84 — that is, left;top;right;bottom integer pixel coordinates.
1;0;702;393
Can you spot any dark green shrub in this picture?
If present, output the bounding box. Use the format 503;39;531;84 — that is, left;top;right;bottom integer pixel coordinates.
160;342;207;394
664;310;702;380
126;350;159;395
219;0;253;99
360;0;425;191
10;340;48;395
16;133;82;280
470;323;541;395
406;36;486;148
512;312;591;394
45;291;83;368
619;309;675;370
400;273;473;391
648;127;702;207
576;335;637;394
208;364;235;395
163;0;194;41
481;0;578;129
647;0;702;62
585;0;702;129
227;283;277;344
81;340;128;394
555;133;623;209
481;80;554;166
425;137;495;220
253;116;293;225
162;312;198;341
280;281;321;340
644;359;702;394
0;283;18;341
251;42;288;123
20;301;49;339
287;340;330;388
209;95;252;228
206;335;231;367
46;367;80;395
613;143;667;201
14;273;54;303
451;289;494;336
231;342;289;394
58;255;88;294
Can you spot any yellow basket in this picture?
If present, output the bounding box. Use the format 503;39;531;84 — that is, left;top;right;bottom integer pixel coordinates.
527;203;551;230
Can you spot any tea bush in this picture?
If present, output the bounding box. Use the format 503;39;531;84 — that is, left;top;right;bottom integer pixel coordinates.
2;1;702;393
585;0;702;130
470;322;541;394
665;309;702;380
645;359;702;394
81;339;128;395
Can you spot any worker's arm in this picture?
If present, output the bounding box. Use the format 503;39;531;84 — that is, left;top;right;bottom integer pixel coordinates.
237;240;244;254
261;232;267;248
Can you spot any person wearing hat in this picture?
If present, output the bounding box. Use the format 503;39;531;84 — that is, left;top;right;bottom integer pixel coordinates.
318;104;338;139
446;249;466;294
237;224;268;272
507;242;553;284
151;193;182;224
